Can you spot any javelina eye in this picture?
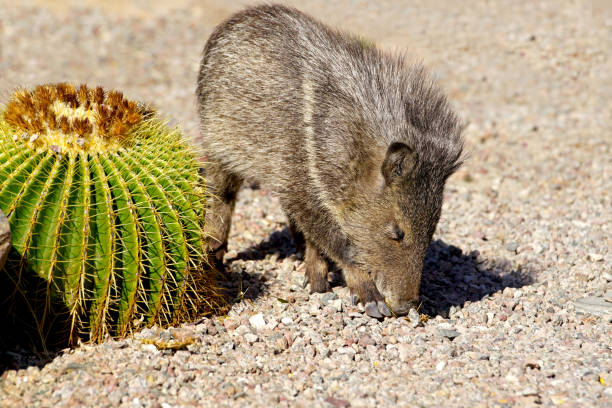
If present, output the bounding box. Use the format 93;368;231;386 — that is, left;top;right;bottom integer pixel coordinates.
384;223;405;241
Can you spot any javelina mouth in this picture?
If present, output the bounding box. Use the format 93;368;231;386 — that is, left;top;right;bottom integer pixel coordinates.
387;300;418;316
364;299;417;318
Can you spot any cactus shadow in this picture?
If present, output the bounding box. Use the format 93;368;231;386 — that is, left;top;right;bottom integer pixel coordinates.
0;345;59;375
0;251;71;373
218;226;300;308
216;264;270;307
419;239;534;317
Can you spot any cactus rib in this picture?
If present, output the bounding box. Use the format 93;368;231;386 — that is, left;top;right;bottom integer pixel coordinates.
97;155;142;336
88;155;117;340
109;155;171;325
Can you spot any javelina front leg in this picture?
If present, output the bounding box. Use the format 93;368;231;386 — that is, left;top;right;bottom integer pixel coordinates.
343;266;391;318
202;161;243;266
303;241;330;293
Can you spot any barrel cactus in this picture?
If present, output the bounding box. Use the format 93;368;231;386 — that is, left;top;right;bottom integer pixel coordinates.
0;83;225;346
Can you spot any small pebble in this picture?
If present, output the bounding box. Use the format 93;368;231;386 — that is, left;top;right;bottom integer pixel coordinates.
408;309;422;328
249;313;266;330
505;241;518;252
330;299;343;313
273;336;288;353
321;292;338;306
337;347;356;359
437;328;460;340
397;344;411;363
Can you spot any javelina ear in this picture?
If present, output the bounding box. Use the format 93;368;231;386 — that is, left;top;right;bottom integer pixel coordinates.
382;142;417;184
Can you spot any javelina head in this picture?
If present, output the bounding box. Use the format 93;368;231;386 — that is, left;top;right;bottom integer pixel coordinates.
348;140;462;316
343;64;464;314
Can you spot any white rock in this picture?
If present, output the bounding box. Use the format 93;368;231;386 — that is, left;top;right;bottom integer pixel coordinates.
234;325;249;336
398;344;411;362
408;308;422;328
244;333;259;343
265;319;279;331
315;344;330;358
330;299;343;313
249;313;266;330
141;344;158;353
281;317;294;325
519;387;538;396
436;361;447;371
309;302;320;315
366;345;378;358
505;373;519;383
588;253;604;262
337;347;356;359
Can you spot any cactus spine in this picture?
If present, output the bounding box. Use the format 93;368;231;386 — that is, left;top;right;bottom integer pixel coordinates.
0;83;224;345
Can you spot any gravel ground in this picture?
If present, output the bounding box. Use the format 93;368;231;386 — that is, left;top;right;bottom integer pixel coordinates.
0;0;610;406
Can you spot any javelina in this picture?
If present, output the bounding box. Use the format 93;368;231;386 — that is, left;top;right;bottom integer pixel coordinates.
196;4;463;317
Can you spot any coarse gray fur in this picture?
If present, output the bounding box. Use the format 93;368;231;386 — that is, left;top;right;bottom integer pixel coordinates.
196;4;463;316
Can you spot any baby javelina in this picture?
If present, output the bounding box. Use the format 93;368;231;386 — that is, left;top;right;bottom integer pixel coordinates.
196;5;463;318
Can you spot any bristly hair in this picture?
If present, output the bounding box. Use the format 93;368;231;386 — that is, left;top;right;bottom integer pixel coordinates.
398;62;464;178
315;22;465;180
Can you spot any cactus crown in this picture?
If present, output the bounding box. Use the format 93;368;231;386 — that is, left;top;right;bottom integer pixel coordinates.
3;83;143;154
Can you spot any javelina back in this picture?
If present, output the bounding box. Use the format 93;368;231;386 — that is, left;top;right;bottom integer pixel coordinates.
196;4;463;317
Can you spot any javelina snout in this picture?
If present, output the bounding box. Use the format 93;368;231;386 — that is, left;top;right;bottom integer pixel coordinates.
196;5;463;318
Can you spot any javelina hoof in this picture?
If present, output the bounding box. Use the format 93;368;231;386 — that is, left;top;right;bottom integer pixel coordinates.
302;276;331;293
301;272;331;293
365;302;382;318
377;301;392;317
364;301;392;318
308;278;331;294
207;244;227;271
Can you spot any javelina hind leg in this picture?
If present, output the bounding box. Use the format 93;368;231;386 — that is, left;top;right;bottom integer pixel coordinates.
304;241;331;293
202;161;243;266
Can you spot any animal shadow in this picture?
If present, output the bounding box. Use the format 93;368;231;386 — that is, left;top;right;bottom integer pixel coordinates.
419;239;534;317
216;226;299;309
228;228;534;318
232;227;299;262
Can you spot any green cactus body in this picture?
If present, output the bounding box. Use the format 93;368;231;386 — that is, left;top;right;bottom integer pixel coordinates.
0;84;224;344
